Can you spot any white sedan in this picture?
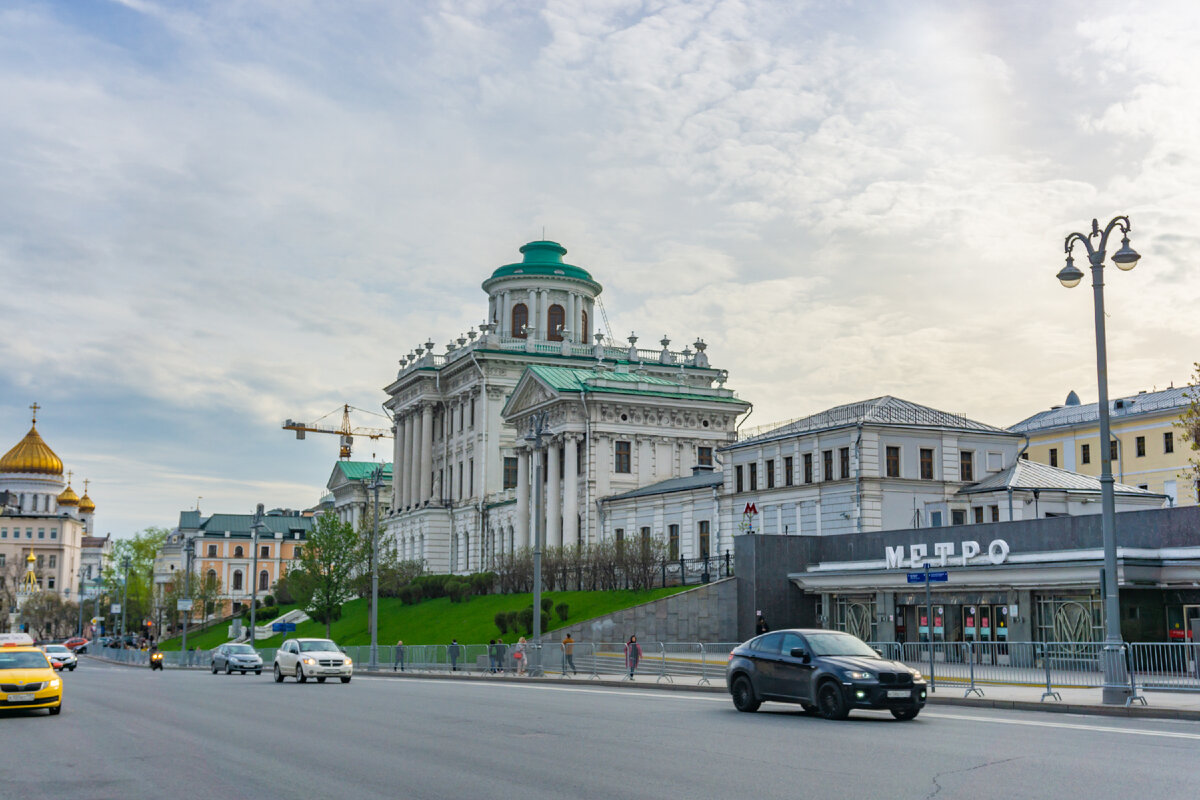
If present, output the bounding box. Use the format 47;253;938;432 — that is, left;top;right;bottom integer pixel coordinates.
42;644;78;671
272;638;352;684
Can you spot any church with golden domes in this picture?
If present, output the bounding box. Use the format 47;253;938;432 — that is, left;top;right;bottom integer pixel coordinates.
1;404;93;617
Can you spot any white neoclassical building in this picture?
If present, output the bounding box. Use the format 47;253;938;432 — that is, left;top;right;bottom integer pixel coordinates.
382;240;745;573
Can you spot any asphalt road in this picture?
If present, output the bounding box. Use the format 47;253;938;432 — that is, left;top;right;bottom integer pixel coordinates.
3;658;1199;800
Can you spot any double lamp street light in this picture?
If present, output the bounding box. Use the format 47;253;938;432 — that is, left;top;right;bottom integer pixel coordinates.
1056;214;1141;705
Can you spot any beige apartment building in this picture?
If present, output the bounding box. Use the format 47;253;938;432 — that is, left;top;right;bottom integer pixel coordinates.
1010;385;1198;507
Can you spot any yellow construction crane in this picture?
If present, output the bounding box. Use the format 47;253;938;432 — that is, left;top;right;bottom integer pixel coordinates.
283;404;392;460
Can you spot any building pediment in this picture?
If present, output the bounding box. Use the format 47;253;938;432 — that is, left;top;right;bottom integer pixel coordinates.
502;372;561;420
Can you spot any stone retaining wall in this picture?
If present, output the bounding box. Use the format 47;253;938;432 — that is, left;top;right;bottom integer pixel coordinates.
554;578;737;643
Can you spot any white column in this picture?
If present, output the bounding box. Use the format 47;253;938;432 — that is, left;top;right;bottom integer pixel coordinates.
563;434;579;546
408;411;420;507
420;404;433;503
400;414;412;508
527;289;536;336
516;448;530;548
547;439;562;548
392;421;404;511
501;292;510;333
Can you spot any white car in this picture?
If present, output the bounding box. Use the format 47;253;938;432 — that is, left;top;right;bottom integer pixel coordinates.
272;638;352;684
42;644;78;671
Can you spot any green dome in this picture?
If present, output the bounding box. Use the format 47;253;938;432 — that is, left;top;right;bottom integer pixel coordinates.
484;241;599;288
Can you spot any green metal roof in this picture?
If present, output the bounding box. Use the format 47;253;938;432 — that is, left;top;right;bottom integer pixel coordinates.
334;461;393;481
484;241;599;288
524;364;746;404
177;511;315;536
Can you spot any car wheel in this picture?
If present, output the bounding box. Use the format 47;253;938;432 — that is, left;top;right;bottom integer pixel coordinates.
69;665;76;671
273;663;283;683
255;669;262;676
891;707;920;721
317;677;326;683
340;676;351;684
211;662;218;674
226;663;233;675
49;704;62;716
731;676;761;713
817;682;850;720
297;664;307;683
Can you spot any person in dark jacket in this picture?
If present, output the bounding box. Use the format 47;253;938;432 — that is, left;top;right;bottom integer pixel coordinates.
492;639;507;673
394;639;406;672
625;634;642;679
449;639;461;671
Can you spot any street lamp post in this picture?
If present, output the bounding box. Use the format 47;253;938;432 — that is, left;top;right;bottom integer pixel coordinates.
1057;214;1141;705
368;464;386;671
250;504;265;647
76;567;86;637
525;411;551;677
181;536;194;657
119;556;131;641
93;561;104;637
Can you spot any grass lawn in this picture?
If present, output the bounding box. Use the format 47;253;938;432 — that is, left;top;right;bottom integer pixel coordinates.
158;604;298;651
158;587;691;649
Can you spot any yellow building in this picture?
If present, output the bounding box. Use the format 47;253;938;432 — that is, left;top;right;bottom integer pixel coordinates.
1010;385;1199;507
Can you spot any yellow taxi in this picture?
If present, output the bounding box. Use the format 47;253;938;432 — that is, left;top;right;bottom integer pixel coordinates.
0;642;63;715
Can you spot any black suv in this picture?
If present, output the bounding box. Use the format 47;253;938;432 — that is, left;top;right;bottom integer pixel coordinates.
726;629;927;720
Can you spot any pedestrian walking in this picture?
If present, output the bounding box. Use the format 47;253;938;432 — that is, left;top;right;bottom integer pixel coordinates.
625;634;642;679
394;639;406;672
449;638;461;671
562;633;577;675
755;612;770;635
488;639;497;673
514;637;527;675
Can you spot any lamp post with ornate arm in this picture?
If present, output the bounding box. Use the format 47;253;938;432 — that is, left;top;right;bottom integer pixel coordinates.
525;411;551;677
1056;215;1141;705
250;504;265;646
368;463;387;671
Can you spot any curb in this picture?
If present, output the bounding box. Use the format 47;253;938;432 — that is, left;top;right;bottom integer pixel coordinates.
85;656;1200;722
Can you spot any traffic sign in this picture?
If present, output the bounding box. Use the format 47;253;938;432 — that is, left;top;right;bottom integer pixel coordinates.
907;571;949;583
110;603;121;614
271;622;296;633
176;599;193;612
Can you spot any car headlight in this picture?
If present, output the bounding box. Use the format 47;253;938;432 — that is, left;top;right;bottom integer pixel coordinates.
844;670;875;681
910;669;924;680
302;657;316;665
50;679;60;689
344;658;352;666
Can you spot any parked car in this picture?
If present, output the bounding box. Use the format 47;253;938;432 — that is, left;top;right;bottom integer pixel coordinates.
726;629;927;721
211;643;263;675
63;637;89;653
272;638;352;684
41;644;78;672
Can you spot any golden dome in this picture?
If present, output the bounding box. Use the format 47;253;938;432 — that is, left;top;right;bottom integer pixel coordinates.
57;484;80;507
78;493;95;513
0;423;63;475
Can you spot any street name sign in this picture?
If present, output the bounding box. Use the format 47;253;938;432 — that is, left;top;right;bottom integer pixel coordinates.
906;571;949;583
271;622;297;632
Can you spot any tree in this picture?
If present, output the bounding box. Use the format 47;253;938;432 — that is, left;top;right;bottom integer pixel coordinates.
103;527;169;633
291;512;358;638
18;592;78;640
1179;363;1200;501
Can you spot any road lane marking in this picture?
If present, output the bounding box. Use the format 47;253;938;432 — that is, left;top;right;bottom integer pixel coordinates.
375;677;1200;740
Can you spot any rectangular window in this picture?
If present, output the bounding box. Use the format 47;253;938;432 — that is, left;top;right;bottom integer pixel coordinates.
47;577;55;590
37;555;44;568
735;465;744;493
0;554;5;566
698;520;710;559
920;448;934;480
26;529;32;538
50;528;57;539
260;545;269;558
823;450;833;482
208;544;218;557
49;554;57;568
615;441;632;473
1164;432;1174;454
886;446;900;478
765;459;775;489
447;410;452;436
749;462;758;491
1136;436;1146;457
470;398;476;429
960;451;974;482
698;446;713;467
37;528;44;539
458;404;464;432
0;528;5;538
1049;448;1058;468
668;524;679;560
615;528;624;554
503;457;518;489
469;458;475;496
784;456;794;486
1110;440;1118;461
803;453;813;484
951;509;966;525
1081;443;1091;464
990;505;1000;522
458;463;464;500
973;507;984;524
839;447;850;480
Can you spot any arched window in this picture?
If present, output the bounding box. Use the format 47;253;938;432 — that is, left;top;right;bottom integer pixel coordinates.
234;545;244;558
206;569;217;586
511;303;528;338
233;570;243;592
258;570;269;591
548;304;565;341
581;310;588;342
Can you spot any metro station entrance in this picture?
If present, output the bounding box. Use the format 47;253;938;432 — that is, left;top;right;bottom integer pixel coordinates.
1167;605;1200;641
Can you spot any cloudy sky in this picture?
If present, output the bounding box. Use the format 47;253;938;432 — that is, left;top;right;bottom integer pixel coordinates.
2;0;1198;538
